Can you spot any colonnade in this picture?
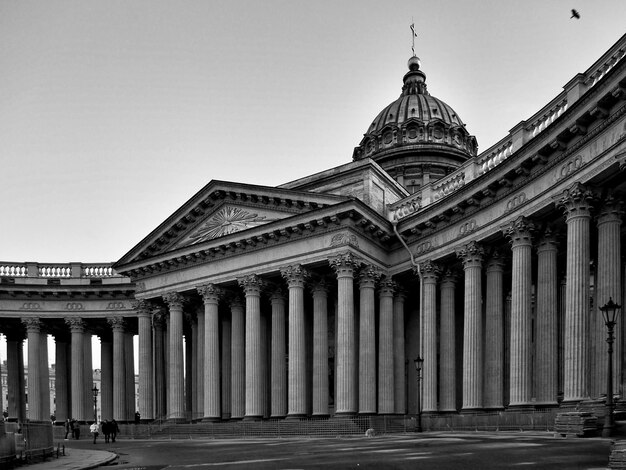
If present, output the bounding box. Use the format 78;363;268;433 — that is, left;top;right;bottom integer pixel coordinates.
416;184;624;413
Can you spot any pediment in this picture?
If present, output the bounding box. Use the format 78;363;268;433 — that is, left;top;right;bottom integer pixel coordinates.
172;203;289;249
114;180;348;266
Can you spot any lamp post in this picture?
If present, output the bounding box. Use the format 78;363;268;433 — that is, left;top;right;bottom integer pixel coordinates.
92;384;99;423
600;297;621;438
413;356;424;433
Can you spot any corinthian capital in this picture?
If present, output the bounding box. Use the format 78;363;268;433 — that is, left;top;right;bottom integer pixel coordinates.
64;317;85;332
22;317;42;333
419;260;441;281
329;251;362;277
238;274;264;295
456;240;484;267
107;316;126;331
555;182;597;218
502;216;535;246
163;292;185;309
197;284;223;304
280;264;310;288
132;299;153;317
358;264;381;288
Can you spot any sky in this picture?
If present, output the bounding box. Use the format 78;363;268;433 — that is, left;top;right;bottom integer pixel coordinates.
0;1;625;367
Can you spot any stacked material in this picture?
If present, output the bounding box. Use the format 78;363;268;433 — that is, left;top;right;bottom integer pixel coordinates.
609;440;626;469
554;412;598;437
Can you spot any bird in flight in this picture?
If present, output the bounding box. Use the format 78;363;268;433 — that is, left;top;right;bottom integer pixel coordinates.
571;9;581;19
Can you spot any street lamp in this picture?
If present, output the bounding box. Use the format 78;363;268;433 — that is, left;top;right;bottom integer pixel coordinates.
600;297;621;438
413;356;424;433
92;384;99;423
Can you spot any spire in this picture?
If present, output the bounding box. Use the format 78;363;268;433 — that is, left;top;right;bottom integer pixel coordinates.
402;20;427;96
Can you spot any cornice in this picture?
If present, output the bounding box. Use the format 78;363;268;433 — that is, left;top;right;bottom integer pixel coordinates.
120;200;395;282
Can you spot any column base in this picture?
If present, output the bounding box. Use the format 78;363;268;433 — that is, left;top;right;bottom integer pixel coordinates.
201;417;222;423
286;414;307;420
270;414;286;419
243;415;262;421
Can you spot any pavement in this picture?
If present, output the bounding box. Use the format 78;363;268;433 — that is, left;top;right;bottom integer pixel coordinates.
13;446;118;470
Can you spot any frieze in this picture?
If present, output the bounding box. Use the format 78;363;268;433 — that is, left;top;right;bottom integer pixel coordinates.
106;301;125;310
415;240;434;256
554;155;583;182
505;192;527;212
458;220;477;237
329;233;359;248
20;302;41;310
66;302;84;311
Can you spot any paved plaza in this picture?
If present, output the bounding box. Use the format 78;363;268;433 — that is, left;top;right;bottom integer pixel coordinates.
36;432;613;469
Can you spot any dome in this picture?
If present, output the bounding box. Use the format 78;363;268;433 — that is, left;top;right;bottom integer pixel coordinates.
353;56;478;193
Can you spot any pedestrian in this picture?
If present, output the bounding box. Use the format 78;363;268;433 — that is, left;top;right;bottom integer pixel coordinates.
64;419;71;440
71;419;80;439
111;419;120;443
102;420;111;443
90;421;100;444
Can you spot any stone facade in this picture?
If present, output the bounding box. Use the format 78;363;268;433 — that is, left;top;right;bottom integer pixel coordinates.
1;33;626;425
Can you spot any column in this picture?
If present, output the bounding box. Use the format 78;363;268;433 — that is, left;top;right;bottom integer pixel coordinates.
65;317;86;421
311;281;329;417
269;289;287;417
378;277;396;414
84;331;93;421
108;316;126;422
393;289;407;414
125;330;135;420
420;261;440;413
197;284;222;421
164;292;185;421
196;304;205;419
54;335;70;422
439;271;457;412
184;325;194;416
456;241;484;410
230;297;245;419
595;194;623;397
358;264;378;415
535;230;559;405
136;301;154;421
23;318;44;421
556;183;595;401
484;253;505;409
40;333;50;420
6;332;26;422
280;265;310;418
100;334;113;421
504;216;535;406
239;275;264;419
188;314;197;417
152;310;167;419
329;252;360;416
221;313;232;420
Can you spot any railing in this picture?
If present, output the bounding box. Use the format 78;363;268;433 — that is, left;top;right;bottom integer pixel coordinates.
388;33;626;220
0;262;120;279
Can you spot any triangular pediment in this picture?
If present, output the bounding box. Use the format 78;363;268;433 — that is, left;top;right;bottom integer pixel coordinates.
115;180;348;267
172;203;292;249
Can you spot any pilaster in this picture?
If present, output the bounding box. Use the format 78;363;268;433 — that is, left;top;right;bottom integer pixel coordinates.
230;296;245;419
484;252;506;409
420;260;440;413
311;280;330;417
269;289;287;418
439;270;457;412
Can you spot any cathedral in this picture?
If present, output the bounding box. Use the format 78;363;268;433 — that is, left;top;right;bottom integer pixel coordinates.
1;32;625;430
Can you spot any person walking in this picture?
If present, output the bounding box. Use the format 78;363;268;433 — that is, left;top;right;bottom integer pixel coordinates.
90;421;100;444
111;419;120;443
64;419;71;440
